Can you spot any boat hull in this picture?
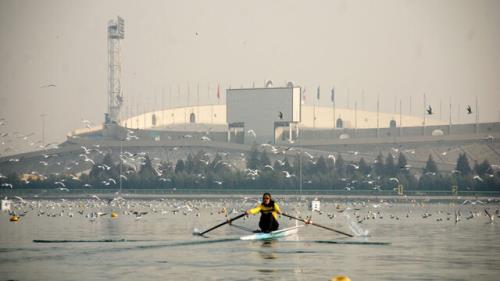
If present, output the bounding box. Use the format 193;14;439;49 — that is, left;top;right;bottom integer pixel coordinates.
240;226;302;241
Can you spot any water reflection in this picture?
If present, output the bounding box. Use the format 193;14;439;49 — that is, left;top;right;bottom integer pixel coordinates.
259;240;278;260
256;269;278;273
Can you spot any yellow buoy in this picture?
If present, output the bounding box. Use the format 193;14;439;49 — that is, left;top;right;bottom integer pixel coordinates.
331;275;351;281
10;215;19;222
111;212;118;218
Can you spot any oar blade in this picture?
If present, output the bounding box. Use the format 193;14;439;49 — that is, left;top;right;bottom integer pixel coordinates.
195;213;246;237
192;228;209;238
282;213;353;238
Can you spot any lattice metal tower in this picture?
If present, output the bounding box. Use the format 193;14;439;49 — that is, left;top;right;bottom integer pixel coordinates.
106;16;125;124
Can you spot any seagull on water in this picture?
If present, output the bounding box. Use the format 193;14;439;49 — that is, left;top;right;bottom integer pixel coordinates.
55;181;66;188
462;199;485;205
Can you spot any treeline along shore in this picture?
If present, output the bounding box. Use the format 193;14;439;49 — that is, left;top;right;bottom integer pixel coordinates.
1;145;499;195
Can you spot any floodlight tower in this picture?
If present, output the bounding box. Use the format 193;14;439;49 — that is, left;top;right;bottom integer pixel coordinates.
106;16;125;124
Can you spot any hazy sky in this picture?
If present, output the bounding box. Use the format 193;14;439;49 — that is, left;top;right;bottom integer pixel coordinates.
1;0;499;149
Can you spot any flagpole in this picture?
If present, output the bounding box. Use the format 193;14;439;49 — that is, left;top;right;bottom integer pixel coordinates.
162;88;165;128
209;83;213;125
449;96;452;134
399;99;402;137
423;93;426;136
313;102;316;129
177;84;181;125
333;100;336;129
168;86;172;125
332;87;335;130
376;93;379;138
315;86;320;129
347;87;350;109
422;93;427;136
475;95;478;134
197;82;200;121
185;83;189;128
354;100;357;131
440;99;442;120
409;95;412;116
217;83;220;105
361;89;365;110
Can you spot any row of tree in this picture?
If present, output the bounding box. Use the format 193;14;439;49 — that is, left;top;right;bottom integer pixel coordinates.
1;147;499;193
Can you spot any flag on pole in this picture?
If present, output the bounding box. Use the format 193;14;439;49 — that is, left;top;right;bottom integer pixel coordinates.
317;86;320;100
331;87;335;103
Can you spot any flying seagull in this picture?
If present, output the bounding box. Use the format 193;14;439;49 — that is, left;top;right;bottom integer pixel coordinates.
426;105;433;115
247;129;256;138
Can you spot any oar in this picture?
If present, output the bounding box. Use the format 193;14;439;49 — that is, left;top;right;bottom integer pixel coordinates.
281;213;353;237
195;213;246;237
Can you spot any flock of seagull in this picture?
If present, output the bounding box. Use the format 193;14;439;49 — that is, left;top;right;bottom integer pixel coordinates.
1;116;498;211
426;104;473;116
0;124;358;189
4;196;498;235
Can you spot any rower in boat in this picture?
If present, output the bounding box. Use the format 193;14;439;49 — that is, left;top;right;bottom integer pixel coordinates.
245;193;281;233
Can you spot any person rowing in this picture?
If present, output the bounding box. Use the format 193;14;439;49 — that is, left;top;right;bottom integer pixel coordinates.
245;193;282;233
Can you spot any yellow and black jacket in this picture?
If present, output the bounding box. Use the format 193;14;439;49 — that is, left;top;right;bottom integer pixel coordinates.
248;202;281;221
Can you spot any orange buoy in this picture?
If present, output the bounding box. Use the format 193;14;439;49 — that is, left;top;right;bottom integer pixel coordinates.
331;275;351;281
111;212;118;218
10;215;19;222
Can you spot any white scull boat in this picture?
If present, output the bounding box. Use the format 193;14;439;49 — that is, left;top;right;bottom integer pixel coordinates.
240;225;304;241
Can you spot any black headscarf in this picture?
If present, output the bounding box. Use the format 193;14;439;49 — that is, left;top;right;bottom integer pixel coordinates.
262;192;275;207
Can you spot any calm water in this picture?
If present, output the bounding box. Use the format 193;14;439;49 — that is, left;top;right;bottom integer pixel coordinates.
1;196;499;281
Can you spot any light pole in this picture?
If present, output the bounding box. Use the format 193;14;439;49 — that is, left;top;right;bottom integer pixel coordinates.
40;114;47;147
119;139;123;195
299;146;303;195
297;128;303;196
